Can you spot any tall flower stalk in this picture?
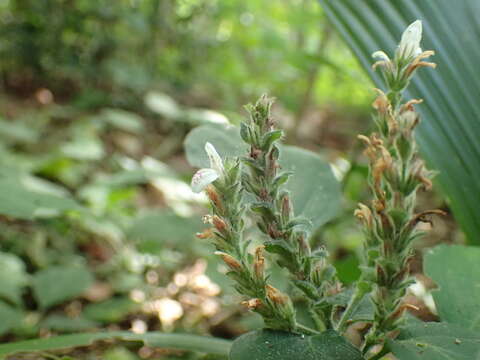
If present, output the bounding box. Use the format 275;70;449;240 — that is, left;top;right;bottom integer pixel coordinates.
192;143;299;332
352;20;443;357
240;96;340;331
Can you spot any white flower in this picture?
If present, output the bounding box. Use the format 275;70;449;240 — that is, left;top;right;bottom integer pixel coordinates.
205;142;224;175
397;20;423;59
372;51;390;62
191;142;224;193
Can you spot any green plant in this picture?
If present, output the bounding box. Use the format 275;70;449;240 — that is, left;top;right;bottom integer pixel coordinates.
318;0;480;245
187;20;480;359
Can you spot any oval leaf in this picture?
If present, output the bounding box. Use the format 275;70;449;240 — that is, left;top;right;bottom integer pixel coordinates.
184;125;341;230
389;322;480;360
425;245;480;330
32;265;94;309
229;330;363;360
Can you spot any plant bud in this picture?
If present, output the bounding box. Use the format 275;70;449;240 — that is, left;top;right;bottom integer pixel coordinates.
376;264;388;286
195;228;213;239
281;194;292;221
241;298;263;310
214;251;242;272
401;98;423;113
205;185;223;211
212;215;228;233
372;88;390;116
202;215;213;224
253;246;265;280
296;233;310;257
265;284;289;306
354;203;374;229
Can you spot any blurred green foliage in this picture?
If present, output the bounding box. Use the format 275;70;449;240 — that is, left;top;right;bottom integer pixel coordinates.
0;0;369;110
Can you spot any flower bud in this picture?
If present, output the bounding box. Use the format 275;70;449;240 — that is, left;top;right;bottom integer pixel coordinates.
212;215;228;234
265;285;290;307
401;99;423;113
205;185;223;211
214;251;242;272
281;194;292;221
371;51;392;71
253;246;265;280
195;228;213;239
354;203;374;229
202;215;213;224
241;298;263;310
372;88;390;116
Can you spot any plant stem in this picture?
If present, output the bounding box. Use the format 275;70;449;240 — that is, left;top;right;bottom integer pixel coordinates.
294;323;321;335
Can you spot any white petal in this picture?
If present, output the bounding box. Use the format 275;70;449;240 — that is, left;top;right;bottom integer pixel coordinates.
205;142;224;175
191;168;219;193
372;51;390;62
398;20;422;58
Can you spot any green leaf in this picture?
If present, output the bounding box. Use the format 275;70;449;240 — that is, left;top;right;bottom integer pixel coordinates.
127;210;203;251
83;298;138;323
389;322;480;360
318;0;480;244
324;288;374;323
184;125;341;230
41;315;99;332
0;301;23;336
229;330;363;360
144;92;182;119
0;117;37;143
0;332;232;357
280;146;341;229
424;245;480;330
32;265;94;308
0;170;82;219
101;108;145;133
0;252;29;305
183;109;230;126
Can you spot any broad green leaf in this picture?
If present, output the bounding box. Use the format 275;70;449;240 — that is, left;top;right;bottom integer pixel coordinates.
0;252;29;305
0;301;23;336
92;159;176;188
101;108;145;133
83;298;138;323
424;245;480;330
128;210;203;251
229;330;363;360
32;265;94;308
184;125;248;166
0;118;37;143
318;0;480;244
184;125;341;230
61;136;104;160
0;170;82;219
144;92;182;119
41;315;99;332
183;109;229;126
389;322;480;360
0;332;232;357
